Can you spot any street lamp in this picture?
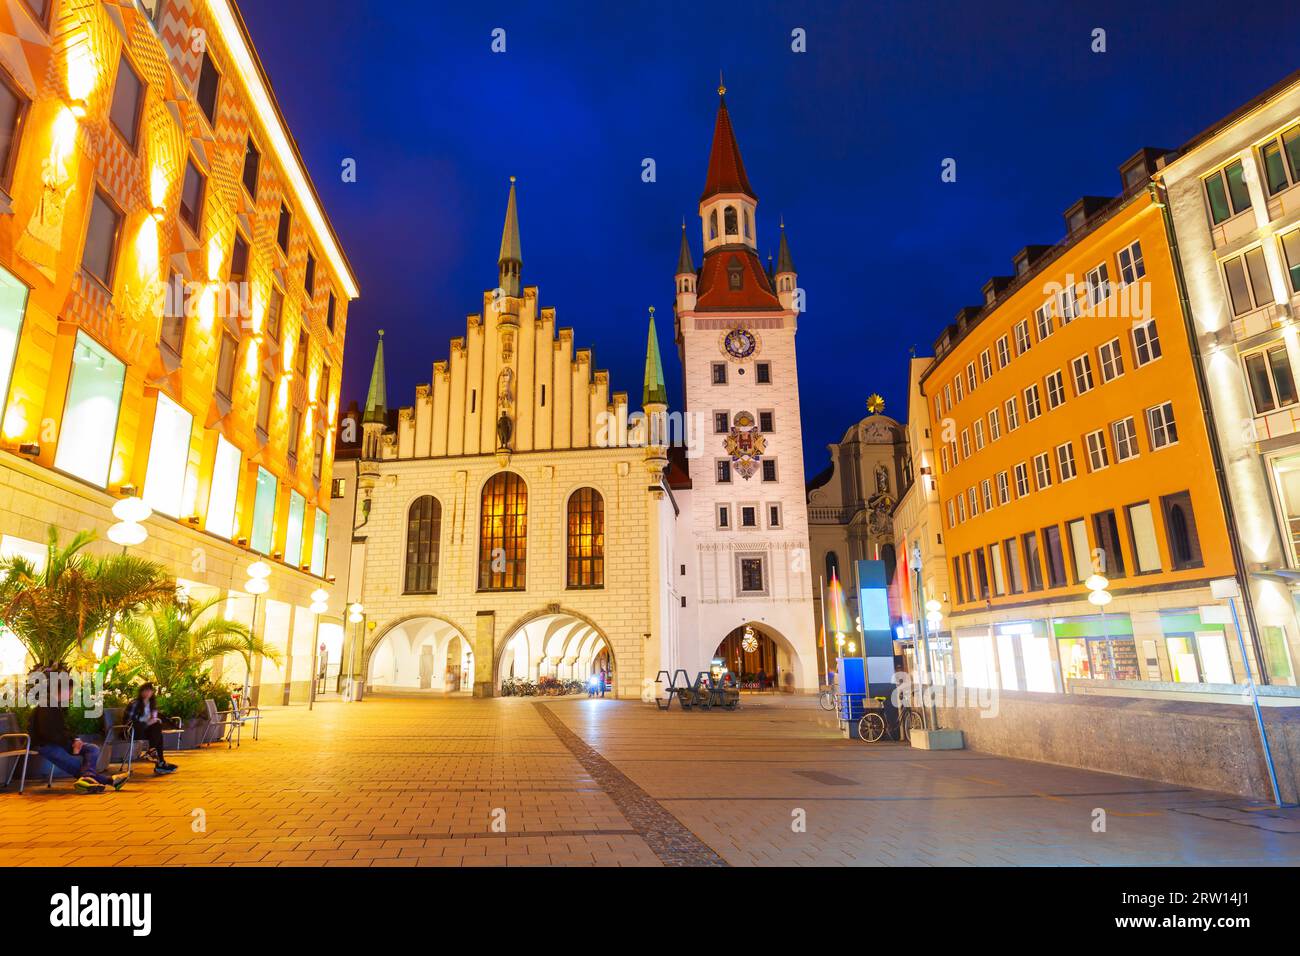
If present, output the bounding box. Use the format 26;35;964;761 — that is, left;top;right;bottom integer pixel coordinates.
346;603;364;700
242;561;272;706
307;588;328;711
102;496;152;656
922;599;943;729
1086;574;1115;679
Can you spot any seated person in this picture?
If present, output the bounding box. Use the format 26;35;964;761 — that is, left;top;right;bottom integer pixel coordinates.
29;675;126;794
125;683;178;775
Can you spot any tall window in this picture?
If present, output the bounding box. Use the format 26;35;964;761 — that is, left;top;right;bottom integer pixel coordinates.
479;472;527;590
0;265;28;414
82;190;123;287
1161;490;1203;570
250;467;276;555
179;159;205;234
54;333;125;487
284;490;306;567
109;54;144;151
143;393;191;518
310;509;328;577
0;67;30;191
1282;230;1300;294
196;51;220;125
724;205;738;236
206;434;241;539
566;487;605;588
404;495;442;594
242;138;260;197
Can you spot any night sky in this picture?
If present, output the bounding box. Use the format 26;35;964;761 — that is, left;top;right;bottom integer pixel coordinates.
241;0;1298;477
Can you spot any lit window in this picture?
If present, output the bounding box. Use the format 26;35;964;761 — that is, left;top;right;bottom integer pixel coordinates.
250;466;277;555
566;487;604;588
143;393;192;518
0;265;29;413
284;490;306;567
1127;502;1161;572
310;509;328;576
54;333;124;488
205;434;241;539
479;472;527;590
402;495;442;594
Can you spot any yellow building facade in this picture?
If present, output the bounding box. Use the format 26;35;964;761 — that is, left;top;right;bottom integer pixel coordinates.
922;174;1253;693
0;0;357;702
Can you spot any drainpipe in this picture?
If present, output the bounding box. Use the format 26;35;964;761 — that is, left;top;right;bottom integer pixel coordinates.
1151;181;1270;682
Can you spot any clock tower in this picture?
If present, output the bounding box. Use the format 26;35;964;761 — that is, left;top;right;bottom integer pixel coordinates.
670;83;818;692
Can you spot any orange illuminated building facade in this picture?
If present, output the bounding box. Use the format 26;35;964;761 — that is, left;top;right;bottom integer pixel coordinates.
0;0;358;702
922;154;1252;692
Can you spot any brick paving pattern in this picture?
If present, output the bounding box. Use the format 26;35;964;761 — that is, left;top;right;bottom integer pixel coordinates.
1;693;1297;866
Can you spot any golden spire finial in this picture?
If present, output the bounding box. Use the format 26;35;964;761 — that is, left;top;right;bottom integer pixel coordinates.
648;305;655;318
509;175;516;184
867;394;885;415
717;70;726;96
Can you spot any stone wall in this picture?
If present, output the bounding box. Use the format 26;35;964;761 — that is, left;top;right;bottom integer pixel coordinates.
936;690;1300;803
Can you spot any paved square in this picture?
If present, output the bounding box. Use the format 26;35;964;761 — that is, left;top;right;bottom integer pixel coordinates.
1;694;1297;866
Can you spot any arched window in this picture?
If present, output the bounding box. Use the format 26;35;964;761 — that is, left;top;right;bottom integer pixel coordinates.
404;495;442;593
709;210;718;239
566;487;605;588
743;208;752;238
479;472;527;590
724;205;738;236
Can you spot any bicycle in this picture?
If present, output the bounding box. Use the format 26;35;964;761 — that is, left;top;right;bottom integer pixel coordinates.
858;694;924;743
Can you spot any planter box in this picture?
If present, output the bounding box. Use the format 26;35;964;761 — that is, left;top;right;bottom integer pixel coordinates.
910;729;965;751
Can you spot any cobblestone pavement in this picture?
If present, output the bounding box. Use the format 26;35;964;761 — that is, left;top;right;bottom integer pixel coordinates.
1;694;1297;866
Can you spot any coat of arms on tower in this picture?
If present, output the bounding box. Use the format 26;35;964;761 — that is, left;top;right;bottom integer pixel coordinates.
724;410;767;480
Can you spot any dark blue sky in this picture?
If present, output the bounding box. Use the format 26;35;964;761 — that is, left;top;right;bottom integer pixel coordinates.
242;0;1298;477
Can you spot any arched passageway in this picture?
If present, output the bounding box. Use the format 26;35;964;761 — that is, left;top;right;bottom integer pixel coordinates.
709;623;802;692
367;617;474;694
497;611;616;696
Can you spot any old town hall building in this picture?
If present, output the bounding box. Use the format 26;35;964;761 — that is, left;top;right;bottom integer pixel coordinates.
328;89;817;698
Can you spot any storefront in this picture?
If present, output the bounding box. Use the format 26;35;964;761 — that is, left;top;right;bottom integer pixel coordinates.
1052;614;1139;682
1157;609;1234;684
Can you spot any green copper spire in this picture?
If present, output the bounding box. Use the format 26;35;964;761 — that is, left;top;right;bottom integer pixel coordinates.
363;329;387;424
643;307;667;408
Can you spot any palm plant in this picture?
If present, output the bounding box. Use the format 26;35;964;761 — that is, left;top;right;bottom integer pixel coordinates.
118;594;281;693
0;526;174;669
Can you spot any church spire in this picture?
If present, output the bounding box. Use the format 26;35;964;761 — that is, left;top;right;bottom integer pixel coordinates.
498;176;522;297
643;307;667;408
363;330;387;424
700;83;755;202
777;220;795;274
676;221;694;275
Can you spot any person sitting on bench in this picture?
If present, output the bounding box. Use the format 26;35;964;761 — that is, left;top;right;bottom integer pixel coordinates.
125;683;177;775
29;676;126;794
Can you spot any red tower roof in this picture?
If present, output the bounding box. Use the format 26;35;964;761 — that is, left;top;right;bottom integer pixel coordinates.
700;96;756;202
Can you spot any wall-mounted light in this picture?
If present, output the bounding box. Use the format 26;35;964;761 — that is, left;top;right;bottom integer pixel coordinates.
17;442;40;457
151;207;166;223
69;99;88;119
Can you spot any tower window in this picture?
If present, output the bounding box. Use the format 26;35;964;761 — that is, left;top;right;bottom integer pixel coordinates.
756;362;771;384
744;209;752;238
709;210;718;240
724;206;739;236
727;256;743;290
711;362;727;385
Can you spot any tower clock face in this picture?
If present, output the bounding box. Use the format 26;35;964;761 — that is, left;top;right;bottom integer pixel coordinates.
722;327;758;360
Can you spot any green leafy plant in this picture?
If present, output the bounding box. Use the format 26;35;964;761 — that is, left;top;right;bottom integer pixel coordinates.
0;526;174;669
118;594;280;698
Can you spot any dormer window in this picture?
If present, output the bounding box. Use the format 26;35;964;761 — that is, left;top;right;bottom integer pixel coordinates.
724;206;738;237
727;256;743;290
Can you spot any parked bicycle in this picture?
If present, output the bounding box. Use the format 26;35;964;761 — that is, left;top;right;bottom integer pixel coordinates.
858;694;924;743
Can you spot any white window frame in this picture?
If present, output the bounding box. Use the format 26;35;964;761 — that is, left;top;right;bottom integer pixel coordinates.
980;349;993;381
1024;384;1042;421
1014;319;1031;355
988;407;1001;441
1117;240;1145;286
1056;441;1077;482
1045;370;1066;410
1034;302;1054;341
1132;319;1162;367
996;334;1011;368
1113;416;1139;462
1005;396;1020;431
1014;461;1030;497
974;419;985;450
1085;262;1111;309
1070;353;1095;396
1098;337;1124;383
1034;451;1053;490
996;470;1010;505
1085;429;1110;472
1146;401;1178;450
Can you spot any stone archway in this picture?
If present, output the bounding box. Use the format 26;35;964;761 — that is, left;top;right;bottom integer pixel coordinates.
709;621;804;693
495;608;616;696
365;615;474;694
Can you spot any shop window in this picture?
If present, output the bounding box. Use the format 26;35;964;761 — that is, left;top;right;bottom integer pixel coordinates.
250;467;277;555
54;333;125;487
142;393;191;518
284;490;306;567
1261;625;1295;685
205;434;241;540
0;266;28;413
1041;526;1067;588
1160;490;1202;570
479;472;527;590
81;190;122;287
1125;501;1162;573
310;509;328;577
1243;342;1298;415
